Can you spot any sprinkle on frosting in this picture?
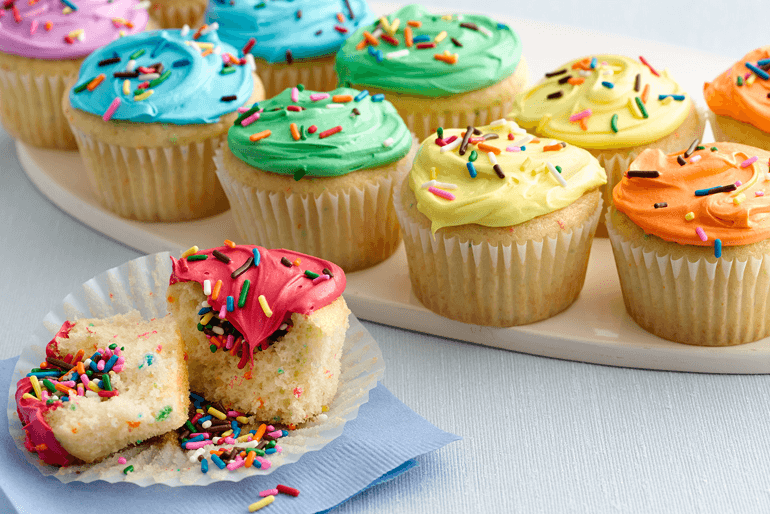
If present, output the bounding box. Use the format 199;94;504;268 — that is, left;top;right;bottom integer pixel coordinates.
335;4;523;97
68;28;254;125
510;55;691;149
409;122;607;233
613;142;770;247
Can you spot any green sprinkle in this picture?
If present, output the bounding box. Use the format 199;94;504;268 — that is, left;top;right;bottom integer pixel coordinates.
185;420;196;432
46;399;57;406
737;76;744;86
238;279;251;308
255;1;266;7
197;323;204;332
187;254;208;261
209;344;217;353
610;113;619;133
234;106;260;125
220;66;236;75
437;127;444;139
299;125;306;140
109;343;117;350
297;84;305;91
155;406;172;421
73;78;96;94
102;373;112;391
149;70;171;88
129;48;145;60
697;146;705;150
469;150;477;162
293;169;307;181
267;440;276;448
42;379;57;393
123;465;134;475
86;370;93;377
277;368;284;374
711;147;718;151
635;97;649;119
555;165;563;173
304;270;320;279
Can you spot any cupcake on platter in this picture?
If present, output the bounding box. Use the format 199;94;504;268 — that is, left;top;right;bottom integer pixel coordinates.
149;0;206;29
335;4;528;142
216;85;415;272
0;0;149;149
394;120;606;326
607;142;770;346
205;0;373;98
704;47;770;151
63;27;264;222
509;54;704;232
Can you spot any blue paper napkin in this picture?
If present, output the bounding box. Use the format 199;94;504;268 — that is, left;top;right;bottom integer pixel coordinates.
0;357;459;513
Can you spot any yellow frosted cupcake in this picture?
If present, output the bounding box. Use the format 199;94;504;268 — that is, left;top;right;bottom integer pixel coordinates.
509;55;704;233
394;120;606;326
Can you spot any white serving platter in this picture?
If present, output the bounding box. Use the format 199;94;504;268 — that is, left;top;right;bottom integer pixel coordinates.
20;6;770;374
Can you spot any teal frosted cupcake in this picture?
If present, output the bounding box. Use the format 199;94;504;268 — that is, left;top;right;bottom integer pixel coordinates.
214;86;416;271
205;0;374;98
63;28;264;221
335;4;528;141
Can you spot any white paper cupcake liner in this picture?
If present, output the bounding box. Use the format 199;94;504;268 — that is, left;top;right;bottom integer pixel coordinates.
214;141;416;272
393;185;603;326
256;57;338;99
7;252;384;486
149;0;206;29
606;212;770;346
0;67;77;149
69;127;229;222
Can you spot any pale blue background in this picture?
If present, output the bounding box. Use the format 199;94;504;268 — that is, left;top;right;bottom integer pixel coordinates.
2;2;770;513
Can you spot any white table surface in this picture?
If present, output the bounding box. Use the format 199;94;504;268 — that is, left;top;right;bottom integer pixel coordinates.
4;1;770;512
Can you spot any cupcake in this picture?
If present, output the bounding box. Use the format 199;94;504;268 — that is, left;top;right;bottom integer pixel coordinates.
63;27;264;222
335;4;528;143
704;47;770;150
393;121;607;326
15;312;189;466
205;0;374;98
509;54;704;233
149;0;206;29
166;243;349;424
607;142;770;346
0;0;149;150
216;86;415;272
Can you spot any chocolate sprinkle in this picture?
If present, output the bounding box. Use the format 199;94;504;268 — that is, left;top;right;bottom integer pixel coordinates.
557;75;573;85
344;0;354;19
450;37;462;47
677;155;687;166
472;127;482;135
352;107;361;116
545;69;567;78
98;56;121;67
295;9;301;18
231;257;254;279
323;267;334;278
459;125;474;156
212;250;231;263
547;91;563;100
626;170;660;178
221;95;237;102
113;71;139;78
281;257;292;267
683;138;700;158
493;164;505;179
286;50;293;64
654;202;668;209
482;133;499;141
45;357;74;371
695;184;737;196
459;22;479;31
634;73;641;92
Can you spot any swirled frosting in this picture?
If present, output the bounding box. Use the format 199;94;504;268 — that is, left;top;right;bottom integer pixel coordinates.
335;4;522;98
613;142;770;246
410;122;607;233
510;55;690;149
0;0;148;60
68;28;254;124
704;47;770;133
228;86;411;176
205;0;373;63
169;244;346;368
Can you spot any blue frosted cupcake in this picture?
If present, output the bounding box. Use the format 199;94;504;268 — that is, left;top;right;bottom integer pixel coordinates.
63;27;264;221
205;0;374;97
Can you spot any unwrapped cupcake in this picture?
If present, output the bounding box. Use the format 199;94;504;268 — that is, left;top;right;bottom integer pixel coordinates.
149;0;206;29
704;47;770;151
63;27;264;222
394;120;606;326
509;54;704;232
607;142;770;346
335;4;528;142
216;86;415;272
0;0;149;149
205;0;373;98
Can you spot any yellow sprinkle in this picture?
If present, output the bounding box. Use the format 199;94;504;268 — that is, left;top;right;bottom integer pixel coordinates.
389;18;400;35
221;429;233;438
747;74;757;86
181;246;199;258
200;312;214;326
119;30;126;37
30;375;42;400
430;167;437;180
88;382;101;393
207;406;227;420
134;89;154;101
733;193;746;205
258;295;273;318
22;393;37;401
685;212;695;221
236;416;250;424
378;16;391;34
444;49;450;56
68;28;83;38
196;408;205;414
441;14;453;21
122;79;130;96
195;41;215;49
62;6;72;14
236;434;251;443
435;30;447;43
248;496;275;512
321;405;329;412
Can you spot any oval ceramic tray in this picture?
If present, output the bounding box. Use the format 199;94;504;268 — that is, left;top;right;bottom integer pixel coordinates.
20;4;770;374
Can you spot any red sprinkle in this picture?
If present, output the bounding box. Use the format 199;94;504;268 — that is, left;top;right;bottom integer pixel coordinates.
286;105;303;112
416;42;436;49
242;37;256;55
319;125;343;139
507;133;515;140
98;390;119;398
435;137;446;146
64;35;74;44
639;55;660;77
334;25;348;34
12;5;21;23
380;34;399;46
276;485;300;497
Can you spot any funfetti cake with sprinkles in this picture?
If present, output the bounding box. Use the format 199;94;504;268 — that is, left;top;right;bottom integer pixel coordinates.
0;0;149;150
205;0;373;97
166;243;350;425
607;142;770;346
216;85;416;272
704;47;770;151
62;26;265;222
15;312;189;466
509;54;705;234
393;120;606;327
334;4;528;142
